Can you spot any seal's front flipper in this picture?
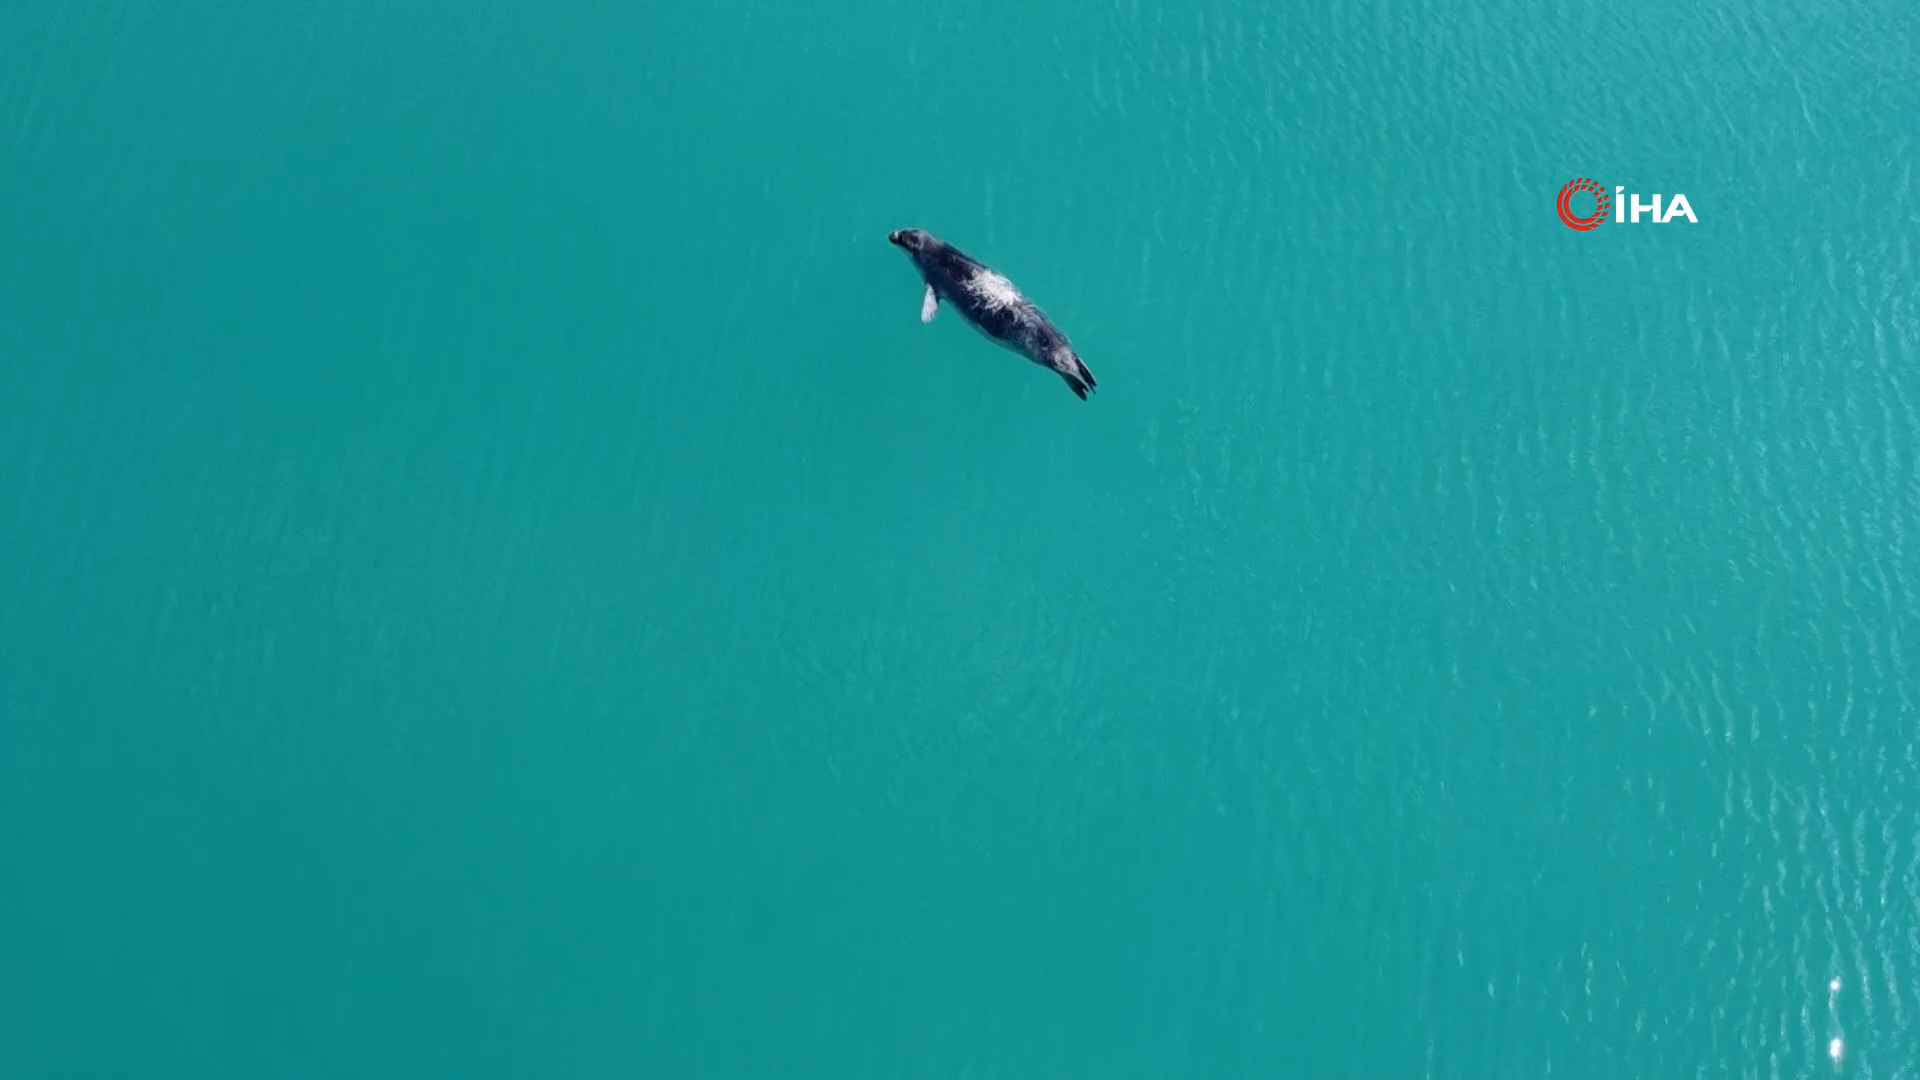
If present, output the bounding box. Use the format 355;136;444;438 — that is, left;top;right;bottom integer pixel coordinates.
920;285;939;324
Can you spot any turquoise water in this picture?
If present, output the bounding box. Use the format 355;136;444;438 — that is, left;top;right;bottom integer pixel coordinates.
4;0;1917;1076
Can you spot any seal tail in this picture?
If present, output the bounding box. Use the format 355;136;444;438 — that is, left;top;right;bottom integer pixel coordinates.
1058;352;1096;401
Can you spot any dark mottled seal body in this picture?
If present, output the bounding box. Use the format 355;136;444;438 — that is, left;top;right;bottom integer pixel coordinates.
889;228;1098;401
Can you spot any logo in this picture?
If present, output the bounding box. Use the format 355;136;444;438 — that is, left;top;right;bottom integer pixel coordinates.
1557;179;1695;230
1557;178;1611;230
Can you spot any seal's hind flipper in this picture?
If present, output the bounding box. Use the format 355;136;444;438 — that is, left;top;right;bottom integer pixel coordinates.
1053;348;1095;400
920;285;938;324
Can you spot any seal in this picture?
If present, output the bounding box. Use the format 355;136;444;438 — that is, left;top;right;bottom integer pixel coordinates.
889;228;1098;401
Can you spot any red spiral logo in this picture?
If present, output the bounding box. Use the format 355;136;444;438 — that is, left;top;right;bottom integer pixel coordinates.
1557;178;1609;230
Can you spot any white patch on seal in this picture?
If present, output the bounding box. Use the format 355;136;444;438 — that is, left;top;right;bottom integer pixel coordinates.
921;284;938;323
966;269;1023;313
